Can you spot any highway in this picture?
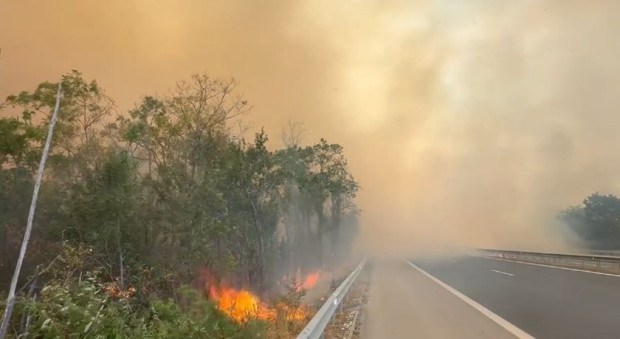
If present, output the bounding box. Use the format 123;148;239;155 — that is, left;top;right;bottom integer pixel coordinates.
363;255;620;338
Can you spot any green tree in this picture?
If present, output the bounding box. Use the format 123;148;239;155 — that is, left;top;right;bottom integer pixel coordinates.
218;131;283;290
62;151;139;289
4;70;114;181
0;115;43;284
560;193;620;249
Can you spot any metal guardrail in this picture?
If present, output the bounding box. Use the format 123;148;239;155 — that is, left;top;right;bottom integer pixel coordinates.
588;249;620;257
297;257;367;339
479;249;620;274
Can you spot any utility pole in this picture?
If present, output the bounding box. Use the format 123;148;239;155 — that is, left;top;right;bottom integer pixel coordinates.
0;83;62;339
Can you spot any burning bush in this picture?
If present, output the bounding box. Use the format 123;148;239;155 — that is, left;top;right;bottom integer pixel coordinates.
200;268;318;326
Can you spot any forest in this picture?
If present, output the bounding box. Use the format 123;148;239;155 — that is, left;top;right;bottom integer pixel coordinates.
0;70;360;337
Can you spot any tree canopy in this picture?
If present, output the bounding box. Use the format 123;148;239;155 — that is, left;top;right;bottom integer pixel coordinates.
559;193;620;249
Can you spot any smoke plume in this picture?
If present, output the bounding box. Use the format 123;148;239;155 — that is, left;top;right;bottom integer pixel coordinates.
2;0;620;255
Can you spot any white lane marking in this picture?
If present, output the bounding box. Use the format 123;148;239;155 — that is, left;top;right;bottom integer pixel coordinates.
492;269;515;277
405;260;534;339
481;256;620;278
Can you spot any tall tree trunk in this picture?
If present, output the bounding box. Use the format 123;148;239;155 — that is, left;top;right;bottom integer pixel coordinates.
0;223;6;279
315;204;325;267
331;195;342;260
297;210;311;275
249;199;265;291
117;218;125;291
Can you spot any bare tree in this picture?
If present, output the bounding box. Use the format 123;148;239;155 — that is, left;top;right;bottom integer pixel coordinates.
281;119;305;147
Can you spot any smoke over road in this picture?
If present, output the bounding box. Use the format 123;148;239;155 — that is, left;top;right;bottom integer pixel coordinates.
2;0;620;255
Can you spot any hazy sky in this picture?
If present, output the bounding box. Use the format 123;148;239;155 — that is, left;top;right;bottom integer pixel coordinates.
3;1;620;254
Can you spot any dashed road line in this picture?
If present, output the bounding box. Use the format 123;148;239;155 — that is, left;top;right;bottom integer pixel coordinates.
492;269;515;276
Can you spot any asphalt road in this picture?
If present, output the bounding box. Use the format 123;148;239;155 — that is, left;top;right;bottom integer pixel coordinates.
413;255;620;338
362;259;516;339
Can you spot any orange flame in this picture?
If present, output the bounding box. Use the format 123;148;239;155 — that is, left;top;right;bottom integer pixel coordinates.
209;285;272;322
301;271;320;290
202;269;310;323
276;302;310;320
294;270;321;291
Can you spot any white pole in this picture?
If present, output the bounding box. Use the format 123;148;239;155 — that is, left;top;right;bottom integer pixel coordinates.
0;83;62;339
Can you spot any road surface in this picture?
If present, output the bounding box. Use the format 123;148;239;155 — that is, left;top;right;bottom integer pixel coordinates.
362;259;516;338
363;255;620;338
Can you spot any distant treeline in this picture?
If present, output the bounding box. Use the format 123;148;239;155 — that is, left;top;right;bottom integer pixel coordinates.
560;193;620;250
0;71;359;337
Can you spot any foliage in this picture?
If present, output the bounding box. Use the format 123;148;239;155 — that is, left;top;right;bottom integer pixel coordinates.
0;70;360;337
559;193;620;249
2;245;265;338
7;278;265;338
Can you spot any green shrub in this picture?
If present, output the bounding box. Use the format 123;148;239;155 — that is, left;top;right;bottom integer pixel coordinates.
8;278;265;338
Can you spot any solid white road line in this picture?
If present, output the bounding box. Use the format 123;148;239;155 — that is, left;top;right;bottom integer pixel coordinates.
405;260;534;339
492;269;515;277
481;256;620;278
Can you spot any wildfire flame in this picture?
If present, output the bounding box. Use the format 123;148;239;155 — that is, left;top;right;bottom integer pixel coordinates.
209;286;272;322
294;269;321;292
201;269;314;323
301;271;320;290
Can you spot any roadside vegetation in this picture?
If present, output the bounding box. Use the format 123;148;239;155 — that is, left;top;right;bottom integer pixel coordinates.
560;193;620;250
0;71;360;337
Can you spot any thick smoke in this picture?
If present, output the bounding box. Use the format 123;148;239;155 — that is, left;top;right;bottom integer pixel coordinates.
2;1;620;255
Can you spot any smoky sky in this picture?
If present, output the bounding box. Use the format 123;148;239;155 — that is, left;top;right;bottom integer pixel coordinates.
2;0;620;255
